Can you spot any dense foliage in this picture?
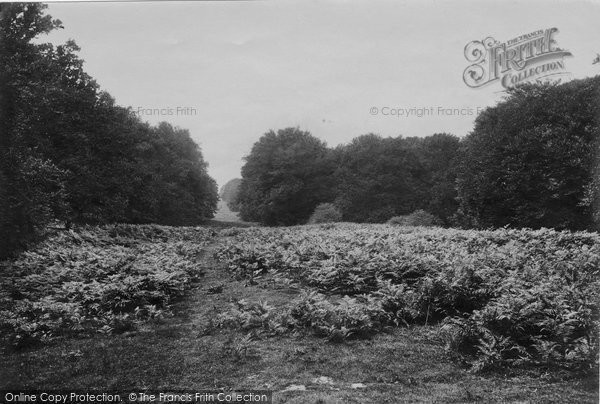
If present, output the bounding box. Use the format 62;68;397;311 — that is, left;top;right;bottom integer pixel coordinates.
0;224;215;348
0;4;218;258
333;133;459;223
237;130;459;226
332;134;421;223
237;78;598;230
237;128;332;225
457;77;600;230
216;224;600;372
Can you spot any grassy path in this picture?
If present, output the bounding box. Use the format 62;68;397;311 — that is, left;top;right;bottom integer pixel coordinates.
1;233;597;403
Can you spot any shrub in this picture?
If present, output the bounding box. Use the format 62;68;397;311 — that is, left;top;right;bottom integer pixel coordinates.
215;299;285;335
387;210;442;227
308;203;342;224
0;224;214;348
215;223;600;372
288;292;387;341
441;276;600;372
386;216;405;225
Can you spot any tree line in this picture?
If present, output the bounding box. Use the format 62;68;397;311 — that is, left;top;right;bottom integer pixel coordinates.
2;4;598;259
0;4;218;258
229;76;600;230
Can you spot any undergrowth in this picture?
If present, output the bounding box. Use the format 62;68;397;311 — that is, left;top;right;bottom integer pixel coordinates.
0;224;214;349
216;224;600;373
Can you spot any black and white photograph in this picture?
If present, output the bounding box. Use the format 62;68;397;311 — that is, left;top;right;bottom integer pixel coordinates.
0;0;599;402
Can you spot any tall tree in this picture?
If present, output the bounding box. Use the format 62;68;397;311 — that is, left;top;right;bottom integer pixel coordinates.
334;134;425;222
144;122;218;225
237;128;331;225
0;3;219;258
457;77;600;230
0;3;68;257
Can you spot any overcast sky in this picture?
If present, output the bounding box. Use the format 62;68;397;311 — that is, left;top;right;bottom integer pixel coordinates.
44;0;600;187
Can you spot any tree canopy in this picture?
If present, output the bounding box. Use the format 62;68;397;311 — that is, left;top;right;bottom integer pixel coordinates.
457;77;600;230
237;130;460;226
0;3;218;258
237;128;332;225
332;133;459;223
236;77;598;231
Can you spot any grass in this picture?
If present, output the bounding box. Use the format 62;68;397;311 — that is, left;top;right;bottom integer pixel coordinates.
1;224;598;403
213;200;243;223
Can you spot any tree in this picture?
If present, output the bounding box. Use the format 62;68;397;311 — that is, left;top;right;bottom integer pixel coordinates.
457;77;600;230
0;3;219;258
237;128;332;225
0;3;68;257
333;134;425;222
416;133;461;224
142;122;218;225
219;178;242;212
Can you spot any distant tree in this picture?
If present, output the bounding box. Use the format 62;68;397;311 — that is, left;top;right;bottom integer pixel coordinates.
334;134;425;222
457;77;600;230
220;178;242;212
220;178;241;202
237;128;332;225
